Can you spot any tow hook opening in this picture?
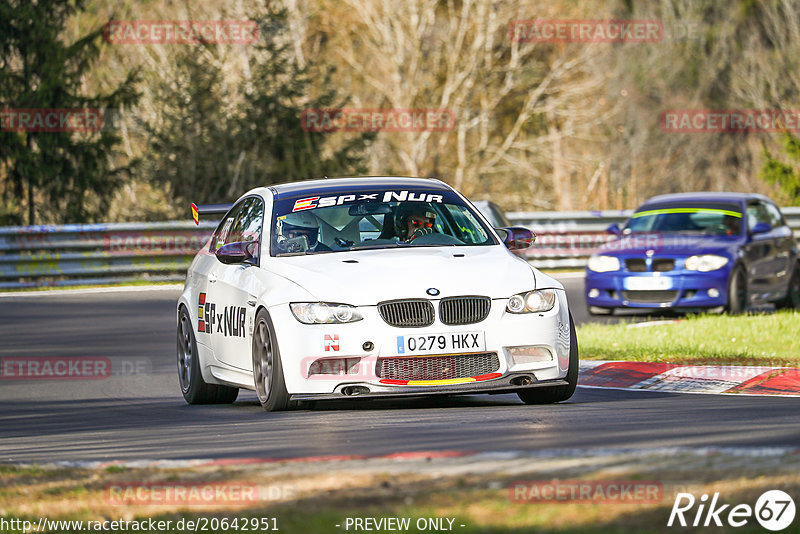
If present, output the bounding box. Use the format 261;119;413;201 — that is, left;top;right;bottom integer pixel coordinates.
510;375;533;386
342;386;370;396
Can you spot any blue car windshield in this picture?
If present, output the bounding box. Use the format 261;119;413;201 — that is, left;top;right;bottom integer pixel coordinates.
623;203;743;235
270;188;498;256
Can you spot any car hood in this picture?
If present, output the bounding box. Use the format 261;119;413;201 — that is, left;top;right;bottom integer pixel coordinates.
596;233;742;257
265;246;543;304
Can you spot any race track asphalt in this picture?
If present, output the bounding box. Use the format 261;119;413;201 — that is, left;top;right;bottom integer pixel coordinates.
1;278;798;463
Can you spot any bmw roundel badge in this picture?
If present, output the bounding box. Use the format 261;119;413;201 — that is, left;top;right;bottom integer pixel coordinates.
426;288;440;296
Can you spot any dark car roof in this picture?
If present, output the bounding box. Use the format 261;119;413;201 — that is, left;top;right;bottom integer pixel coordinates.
270;177;451;199
641;192;771;206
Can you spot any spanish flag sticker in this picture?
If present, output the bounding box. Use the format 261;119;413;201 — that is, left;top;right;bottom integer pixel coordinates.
191;203;199;225
292;197;319;212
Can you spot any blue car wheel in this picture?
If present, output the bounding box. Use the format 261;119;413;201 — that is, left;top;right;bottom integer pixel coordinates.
726;265;747;314
778;265;800;309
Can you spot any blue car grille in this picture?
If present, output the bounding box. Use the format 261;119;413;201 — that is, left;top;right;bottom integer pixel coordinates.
626;258;647;272
653;259;675;272
624;258;675;272
622;290;679;303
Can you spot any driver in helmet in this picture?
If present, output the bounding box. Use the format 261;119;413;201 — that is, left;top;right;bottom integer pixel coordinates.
395;204;437;242
276;212;331;252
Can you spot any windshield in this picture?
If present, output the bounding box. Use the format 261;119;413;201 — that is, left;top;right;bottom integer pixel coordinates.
623;203;744;236
270;187;498;256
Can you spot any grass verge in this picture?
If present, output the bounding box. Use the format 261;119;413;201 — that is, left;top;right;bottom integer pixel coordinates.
577;310;800;365
1;451;798;534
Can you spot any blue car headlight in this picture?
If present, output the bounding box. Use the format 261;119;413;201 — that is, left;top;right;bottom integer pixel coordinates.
587;255;621;273
290;303;363;324
506;289;557;313
685;254;729;272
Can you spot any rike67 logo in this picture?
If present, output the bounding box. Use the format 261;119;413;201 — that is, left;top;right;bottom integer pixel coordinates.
197;293;246;337
668;490;796;531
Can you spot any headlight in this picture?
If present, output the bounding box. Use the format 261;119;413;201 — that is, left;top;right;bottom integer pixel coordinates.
506;289;557;313
289;303;364;324
685;254;729;272
587;255;621;272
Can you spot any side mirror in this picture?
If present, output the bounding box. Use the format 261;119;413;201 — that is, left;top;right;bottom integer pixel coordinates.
216;241;257;265
498;226;536;251
751;222;772;235
606;223;622;236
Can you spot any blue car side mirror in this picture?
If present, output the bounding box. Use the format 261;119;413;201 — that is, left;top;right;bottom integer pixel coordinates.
750;222;772;235
606;223;622;236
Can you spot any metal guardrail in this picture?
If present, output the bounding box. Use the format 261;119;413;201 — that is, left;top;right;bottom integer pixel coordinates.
1;208;798;288
0;221;216;289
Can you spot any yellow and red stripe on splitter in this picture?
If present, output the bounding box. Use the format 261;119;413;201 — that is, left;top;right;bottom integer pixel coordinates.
380;373;502;386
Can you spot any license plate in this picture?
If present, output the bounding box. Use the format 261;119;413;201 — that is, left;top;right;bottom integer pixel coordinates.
394;332;485;355
625;276;672;290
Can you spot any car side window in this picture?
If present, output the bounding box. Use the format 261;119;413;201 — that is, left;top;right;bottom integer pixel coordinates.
226;199;255;243
443;204;491;244
763;202;785;228
211;201;248;253
746;202;771;231
229;197;264;263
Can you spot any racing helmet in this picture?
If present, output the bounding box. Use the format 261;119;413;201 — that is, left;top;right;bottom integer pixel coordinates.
277;211;320;248
394;203;437;238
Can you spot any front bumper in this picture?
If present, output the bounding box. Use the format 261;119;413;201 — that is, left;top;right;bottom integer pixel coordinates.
585;266;731;309
267;292;572;396
291;376;571;401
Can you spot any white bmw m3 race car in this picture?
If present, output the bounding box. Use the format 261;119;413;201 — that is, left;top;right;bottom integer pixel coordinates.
177;177;578;411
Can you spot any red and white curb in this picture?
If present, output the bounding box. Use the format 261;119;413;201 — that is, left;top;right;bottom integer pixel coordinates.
579;361;800;396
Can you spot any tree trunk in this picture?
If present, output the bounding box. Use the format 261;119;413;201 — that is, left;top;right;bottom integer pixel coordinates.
26;134;34;226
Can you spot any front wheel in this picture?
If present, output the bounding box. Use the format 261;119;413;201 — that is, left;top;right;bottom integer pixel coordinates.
517;312;579;405
252;309;290;412
177;306;238;404
726;265;748;314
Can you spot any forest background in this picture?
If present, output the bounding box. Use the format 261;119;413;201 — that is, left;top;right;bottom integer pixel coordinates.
2;0;800;225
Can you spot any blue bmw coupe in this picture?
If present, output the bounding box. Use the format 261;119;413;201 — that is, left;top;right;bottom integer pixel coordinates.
585;192;800;314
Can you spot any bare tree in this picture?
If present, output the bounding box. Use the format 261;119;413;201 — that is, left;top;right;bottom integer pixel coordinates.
304;0;619;209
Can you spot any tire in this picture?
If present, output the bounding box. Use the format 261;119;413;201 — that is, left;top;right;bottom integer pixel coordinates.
725;265;748;314
252;309;290;412
777;264;800;309
177;306;239;405
517;312;579;405
588;306;613;316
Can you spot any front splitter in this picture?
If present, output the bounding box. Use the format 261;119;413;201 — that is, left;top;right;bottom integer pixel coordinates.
289;375;570;401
